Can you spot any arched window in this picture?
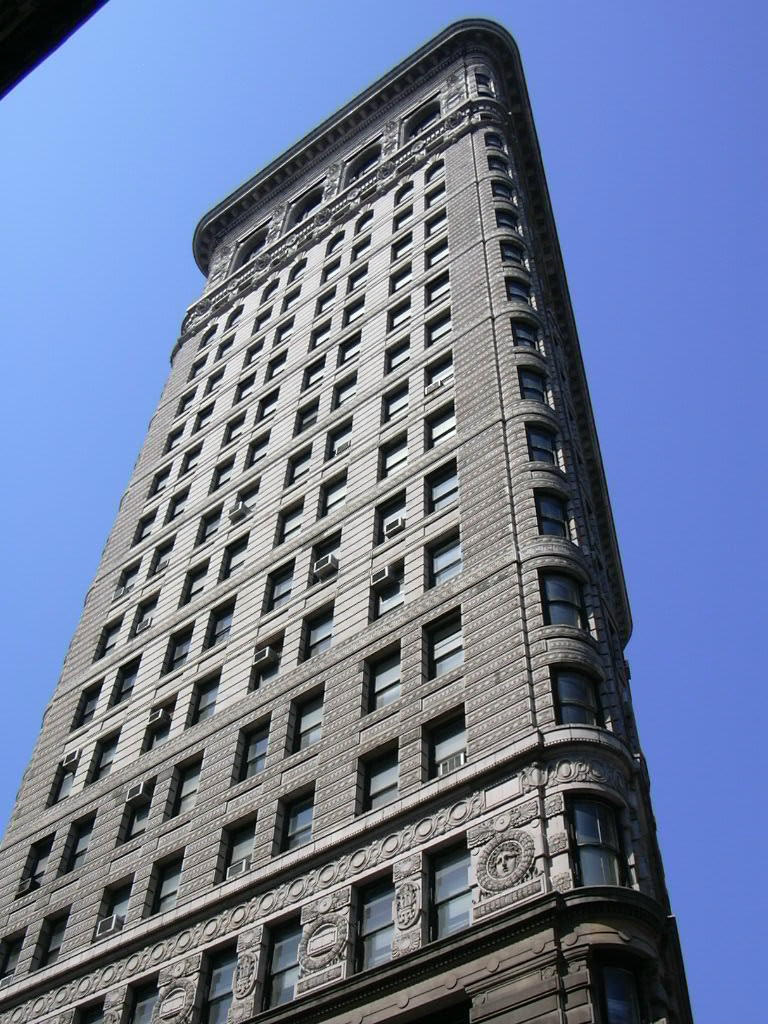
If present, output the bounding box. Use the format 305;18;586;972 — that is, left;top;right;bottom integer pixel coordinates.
404;100;441;142
326;232;344;256
394;182;413;206
346;144;381;185
291;186;324;227
288;259;306;283
235;229;267;270
425;161;444;185
261;279;279;304
355;210;374;235
226;306;243;330
485;132;505;151
199;325;217;350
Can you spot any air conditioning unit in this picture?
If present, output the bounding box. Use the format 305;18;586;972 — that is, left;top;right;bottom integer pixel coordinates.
16;877;38;897
313;554;339;580
383;516;406;539
334;440;351;457
226;856;252;880
228;501;250;523
125;781;153;806
148;707;170;728
437;750;467;777
135;617;152;635
0;976;15;990
95;914;124;939
61;749;82;772
424;379;446;396
154;556;170;574
253;645;279;668
371;565;399;589
114;584;130;600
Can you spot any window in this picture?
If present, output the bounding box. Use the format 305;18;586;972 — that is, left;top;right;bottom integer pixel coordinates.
570;799;622;885
166;488;189;521
385;338;410;373
223;820;256;875
327;420;353;458
501;239;524;265
282;794;313;851
205;603;234;648
311;531;341;579
144;702;173;751
492;180;515;201
294;692;323;751
62;816;94;873
277;502;303;543
180;444;203;475
220;535;248;579
519;368;547;403
600;965;643;1024
265;562;294;612
266;352;287;381
427;532;463;586
535;492;568;537
243;339;264;366
216;337;233;362
322;257;341;283
205;368;225;395
164;625;193;674
372;565;403;619
428;713;466;777
262;279;279;303
332;373;357;408
425;271;450;306
425;238;449;269
485;131;504;150
316;288;336;315
348;264;368;292
190;675;219;725
128;981;159;1024
111;658;140;706
252;636;282;687
256;389;279;421
287;447;312;485
391;231;412;262
189;357;207;381
198;506;222;544
51;766;75;804
367;648;401;709
115;562;140;598
252;308;272;335
72;682;101;728
202;948;236;1024
194;404;215;433
355;209;373;234
425;182;446;209
239;725;268;780
171;759;201;817
149;466;171;497
211;457;235;491
426;610;464;678
181;563;208;605
326;231;344;255
246;432;270;466
177;390;196;416
223;414;245;446
22;835;53;892
226;306;243;330
149;855;183;915
383;385;408;422
35;912;69;968
351;235;371;261
100;880;132;926
264;921;301;1008
426;404;456;448
553;669;601;726
362;748;398;811
310;320;332;349
95;619;121;660
405;100;440;140
512;320;537;348
379;434;408;478
496;209;519;232
295;400;319;434
303;357;325;389
344;297;365;326
282;287;300;314
425;208;447;237
302;606;334;659
425;309;451;346
0;934;23;982
429;845;471;938
338;332;361;364
357;879;394;970
395;183;413;209
425;160;445;183
133;597;156;635
390;264;412;293
375;490;406;543
488;154;509;173
90;732;119;782
320;473;347;516
526;425;557;464
541;572;586;628
426;353;453;388
292;186;323;225
476;72;494;95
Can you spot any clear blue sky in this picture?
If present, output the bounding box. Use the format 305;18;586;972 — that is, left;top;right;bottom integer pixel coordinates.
0;2;765;1019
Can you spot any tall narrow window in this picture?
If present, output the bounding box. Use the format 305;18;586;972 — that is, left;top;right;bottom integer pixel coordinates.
379;435;408;479
123;784;153;841
90;732;119;783
302;606;334;659
220;535;248;579
367;648;401;710
134;510;156;543
264;921;301;1008
427;532;463;586
293;693;324;751
526;425;557;464
181;563;208;605
553;669;602;726
190;675;219;724
512;321;538;348
202;948;237;1024
428;713;466;777
383;385;409;422
128;981;159;1024
282;793;314;851
265;562;294;612
287;447;312;485
426;610;464;678
372;564;403;619
111;658;140;705
362;748;399;811
149;855;183;915
21;835;53;893
570;799;623;886
320;474;347;516
62;816;94;873
95;619;121;660
426;404;456;447
519;368;547;403
430;845;471;939
535;492;568;537
238;724;268;780
277;502;303;544
223;820;256;875
357;878;394;970
171;759;202;817
541;573;586;628
164;625;193;674
0;934;24;982
205;603;234;648
72;682;102;728
600;965;643;1024
99;880;132;929
35;911;69;969
426;460;459;513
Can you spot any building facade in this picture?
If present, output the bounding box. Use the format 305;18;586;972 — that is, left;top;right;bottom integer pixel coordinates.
0;19;691;1024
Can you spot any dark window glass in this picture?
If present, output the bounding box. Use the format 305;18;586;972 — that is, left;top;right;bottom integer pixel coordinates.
0;935;23;981
496;209;518;232
535;492;568;537
240;726;268;780
124;789;153;840
541;573;586;628
519;368;547;403
129;981;159;1024
278;502;303;543
327;420;353;459
95;619;121;660
73;682;102;728
526;425;557;464
338;332;361;363
426;404;456;447
181;563;208;605
363;748;399;811
37;912;69;968
571;799;622;886
601;966;643;1024
51;767;75;804
198;507;222;544
303;607;333;659
333;373;357;408
224;821;255;873
266;562;294;612
426;611;464;678
357;879;394;970
380;435;408;478
506;277;530;303
165;626;193;673
23;835;53;891
172;760;201;817
383;385;409;422
385;338;410;372
372;569;403;619
63;816;94;873
425;310;452;346
376;491;406;543
428;714;466;777
191;676;219;723
150;856;183;914
205;604;234;648
246;432;270;466
368;649;401;709
321;474;347;516
264;921;301;1008
203;948;237;1024
150;538;174;575
287;447;312;484
430;846;471;938
554;669;601;726
426;460;459;513
221;535;248;579
512;321;537;348
427;533;463;586
294;693;323;751
283;794;313;851
112;658;140;706
91;733;119;782
295;401;319;434
102;880;132;922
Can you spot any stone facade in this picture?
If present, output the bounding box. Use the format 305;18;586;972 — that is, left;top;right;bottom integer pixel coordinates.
0;19;691;1024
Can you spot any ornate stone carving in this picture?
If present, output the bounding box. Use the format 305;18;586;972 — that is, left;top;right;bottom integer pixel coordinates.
206;242;234;287
299;917;347;973
547;832;569;856
544;793;564;817
156;977;195;1023
322;163;342;200
265;203;287;243
521;757;627;795
394;881;419;930
392;853;421;881
551;871;574;892
475;830;535;894
381;118;399;154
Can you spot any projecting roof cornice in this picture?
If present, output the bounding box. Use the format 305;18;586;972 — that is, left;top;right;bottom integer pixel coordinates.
192;19;519;275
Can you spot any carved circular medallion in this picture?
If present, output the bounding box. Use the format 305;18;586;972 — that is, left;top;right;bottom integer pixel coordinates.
234;952;258;999
158;979;195;1023
476;830;535;893
395;881;420;930
298;917;346;972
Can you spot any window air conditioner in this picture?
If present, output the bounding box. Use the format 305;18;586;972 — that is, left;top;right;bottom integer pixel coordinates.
95;914;124;939
226;856;252;880
61;749;81;772
114;584;129;600
424;379;446;396
383;517;406;539
148;707;169;728
253;646;279;667
437;750;467;777
125;781;153;806
313;554;339;580
229;502;250;523
371;565;399;588
154;556;170;574
135;617;152;635
334;440;351;456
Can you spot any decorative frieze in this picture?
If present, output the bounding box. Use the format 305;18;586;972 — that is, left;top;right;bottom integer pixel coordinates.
392;852;425;960
297;888;352;995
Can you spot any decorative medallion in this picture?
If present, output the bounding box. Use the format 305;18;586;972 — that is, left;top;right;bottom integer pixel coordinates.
476;830;535;893
394;881;419;930
233;952;258;999
298;917;346;973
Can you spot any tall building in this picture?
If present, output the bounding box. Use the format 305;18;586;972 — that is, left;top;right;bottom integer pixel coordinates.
0;19;691;1024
